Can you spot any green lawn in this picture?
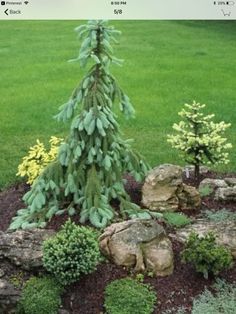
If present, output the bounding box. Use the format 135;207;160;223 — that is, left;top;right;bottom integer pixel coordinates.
0;21;236;188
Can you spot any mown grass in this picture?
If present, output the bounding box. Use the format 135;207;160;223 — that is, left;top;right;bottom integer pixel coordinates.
0;21;236;188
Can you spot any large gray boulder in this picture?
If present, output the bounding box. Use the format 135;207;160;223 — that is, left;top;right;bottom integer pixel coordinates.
174;219;236;258
0;229;55;270
142;164;201;212
99;219;174;277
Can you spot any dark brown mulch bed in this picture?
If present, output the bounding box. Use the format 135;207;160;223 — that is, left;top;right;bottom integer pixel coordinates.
0;171;235;313
62;240;236;314
0;182;28;232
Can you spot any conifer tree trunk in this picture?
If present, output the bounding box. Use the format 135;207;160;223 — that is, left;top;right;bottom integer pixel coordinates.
194;163;200;186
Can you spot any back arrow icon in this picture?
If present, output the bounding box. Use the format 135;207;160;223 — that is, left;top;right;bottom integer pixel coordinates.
4;8;8;15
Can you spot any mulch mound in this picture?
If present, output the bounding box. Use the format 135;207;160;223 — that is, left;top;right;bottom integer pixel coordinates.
0;171;235;313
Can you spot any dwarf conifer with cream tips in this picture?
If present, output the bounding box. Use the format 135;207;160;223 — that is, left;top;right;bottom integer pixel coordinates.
10;20;149;230
167;101;232;184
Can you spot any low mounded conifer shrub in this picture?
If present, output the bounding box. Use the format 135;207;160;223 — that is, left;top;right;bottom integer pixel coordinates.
104;277;157;314
181;231;233;279
43;219;101;285
17;276;63;314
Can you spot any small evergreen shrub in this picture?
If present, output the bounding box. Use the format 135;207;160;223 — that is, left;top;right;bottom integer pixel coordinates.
167;101;232;184
43;219;101;285
104;277;157;314
181;232;233;279
163;212;191;228
198;184;213;197
191;279;236;314
17;136;63;184
17;276;63;314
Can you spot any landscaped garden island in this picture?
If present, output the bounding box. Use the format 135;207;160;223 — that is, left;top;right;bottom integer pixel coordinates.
0;20;235;314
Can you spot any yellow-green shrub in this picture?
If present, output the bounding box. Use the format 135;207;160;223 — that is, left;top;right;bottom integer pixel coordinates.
17;136;63;185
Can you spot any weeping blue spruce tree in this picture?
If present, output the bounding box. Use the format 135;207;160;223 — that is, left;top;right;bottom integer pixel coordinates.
10;20;151;230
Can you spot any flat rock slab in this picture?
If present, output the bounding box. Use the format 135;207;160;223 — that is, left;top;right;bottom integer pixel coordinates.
99;219;174;277
174;219;236;258
0;229;55;270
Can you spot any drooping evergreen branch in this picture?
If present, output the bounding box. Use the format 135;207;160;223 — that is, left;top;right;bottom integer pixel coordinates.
10;20;151;230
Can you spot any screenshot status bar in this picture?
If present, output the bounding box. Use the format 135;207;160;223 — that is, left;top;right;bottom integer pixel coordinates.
0;0;236;20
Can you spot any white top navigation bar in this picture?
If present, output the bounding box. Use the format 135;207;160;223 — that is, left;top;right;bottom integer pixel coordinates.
0;0;235;20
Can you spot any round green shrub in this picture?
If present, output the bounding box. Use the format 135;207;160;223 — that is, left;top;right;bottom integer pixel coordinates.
181;231;233;279
104;278;157;314
17;276;63;314
43;219;101;285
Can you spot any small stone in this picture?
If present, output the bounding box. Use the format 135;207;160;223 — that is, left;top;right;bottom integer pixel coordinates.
58;310;70;314
215;187;236;202
183;165;209;177
199;178;228;195
224;178;236;187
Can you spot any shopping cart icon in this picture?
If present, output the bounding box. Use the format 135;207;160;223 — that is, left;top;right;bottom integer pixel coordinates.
222;9;231;15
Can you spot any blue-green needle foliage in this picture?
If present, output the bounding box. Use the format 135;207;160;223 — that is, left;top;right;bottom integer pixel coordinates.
9;20;149;230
